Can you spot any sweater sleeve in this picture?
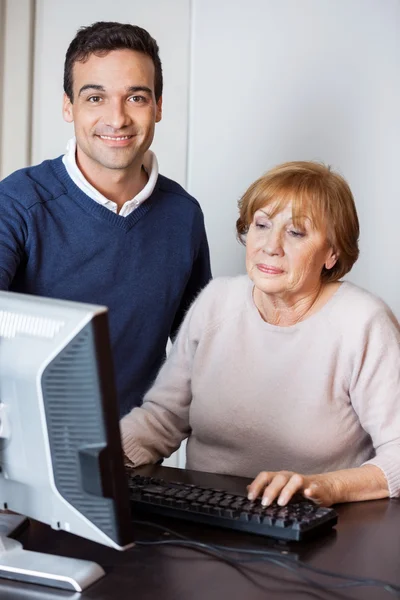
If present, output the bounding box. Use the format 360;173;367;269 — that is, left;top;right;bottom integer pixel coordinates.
0;192;28;290
170;210;211;339
349;306;400;497
120;283;209;466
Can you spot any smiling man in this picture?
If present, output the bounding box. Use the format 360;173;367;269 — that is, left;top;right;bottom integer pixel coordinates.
0;22;211;416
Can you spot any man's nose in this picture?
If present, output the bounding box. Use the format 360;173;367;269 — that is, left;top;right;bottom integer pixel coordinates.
104;100;131;130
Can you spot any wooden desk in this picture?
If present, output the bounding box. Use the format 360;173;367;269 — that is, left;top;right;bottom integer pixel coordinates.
2;465;400;600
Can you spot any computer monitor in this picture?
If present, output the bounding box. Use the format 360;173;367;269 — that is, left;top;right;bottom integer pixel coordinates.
0;291;134;591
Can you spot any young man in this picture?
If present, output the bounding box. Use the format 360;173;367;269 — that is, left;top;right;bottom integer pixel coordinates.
0;22;211;416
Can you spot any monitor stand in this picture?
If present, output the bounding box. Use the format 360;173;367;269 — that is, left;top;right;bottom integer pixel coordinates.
0;535;105;591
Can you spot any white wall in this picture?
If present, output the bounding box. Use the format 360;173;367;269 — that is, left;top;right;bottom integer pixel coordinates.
189;0;400;316
0;0;35;179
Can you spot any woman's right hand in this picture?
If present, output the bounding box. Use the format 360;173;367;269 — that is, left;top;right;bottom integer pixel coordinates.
246;470;340;507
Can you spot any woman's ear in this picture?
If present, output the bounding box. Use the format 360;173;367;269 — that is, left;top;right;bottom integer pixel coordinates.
325;247;339;271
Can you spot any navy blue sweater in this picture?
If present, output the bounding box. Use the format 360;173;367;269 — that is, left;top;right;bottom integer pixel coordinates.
0;157;211;416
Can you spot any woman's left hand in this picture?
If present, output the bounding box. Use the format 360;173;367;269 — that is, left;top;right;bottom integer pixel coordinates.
247;470;339;507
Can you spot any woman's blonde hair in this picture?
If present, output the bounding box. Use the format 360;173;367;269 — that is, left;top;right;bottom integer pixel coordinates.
236;161;359;283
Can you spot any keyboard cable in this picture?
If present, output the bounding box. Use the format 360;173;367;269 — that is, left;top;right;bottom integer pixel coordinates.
131;519;400;597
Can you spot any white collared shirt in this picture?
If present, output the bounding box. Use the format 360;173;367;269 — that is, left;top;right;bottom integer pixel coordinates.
62;137;159;217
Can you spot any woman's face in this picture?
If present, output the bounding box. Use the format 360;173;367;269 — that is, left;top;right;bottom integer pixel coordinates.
245;201;337;298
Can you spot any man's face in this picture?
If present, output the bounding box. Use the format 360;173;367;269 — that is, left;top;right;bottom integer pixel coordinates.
63;49;162;175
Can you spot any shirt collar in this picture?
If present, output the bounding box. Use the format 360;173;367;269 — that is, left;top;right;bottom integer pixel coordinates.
62;137;159;215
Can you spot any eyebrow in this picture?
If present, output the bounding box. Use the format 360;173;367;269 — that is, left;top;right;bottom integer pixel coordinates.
257;209;312;224
78;84;105;96
78;84;153;97
126;86;153;95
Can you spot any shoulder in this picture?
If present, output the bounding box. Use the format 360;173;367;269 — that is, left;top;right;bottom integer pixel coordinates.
330;281;400;335
188;275;251;329
200;274;250;297
0;157;66;209
157;174;202;212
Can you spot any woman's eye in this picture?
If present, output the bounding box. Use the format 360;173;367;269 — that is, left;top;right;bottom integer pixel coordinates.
289;229;305;238
255;220;270;230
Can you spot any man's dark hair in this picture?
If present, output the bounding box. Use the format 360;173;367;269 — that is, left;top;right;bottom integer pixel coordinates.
64;21;163;102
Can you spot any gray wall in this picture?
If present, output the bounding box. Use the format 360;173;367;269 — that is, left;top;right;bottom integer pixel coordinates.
189;0;400;318
0;0;35;177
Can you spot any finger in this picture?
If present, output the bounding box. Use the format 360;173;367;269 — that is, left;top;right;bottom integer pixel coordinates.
304;482;325;505
247;471;274;500
261;473;293;506
276;473;305;506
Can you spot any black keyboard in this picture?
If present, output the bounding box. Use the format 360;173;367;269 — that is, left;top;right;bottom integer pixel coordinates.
128;474;338;542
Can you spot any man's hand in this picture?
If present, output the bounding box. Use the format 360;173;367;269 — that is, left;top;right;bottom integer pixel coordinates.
247;470;340;507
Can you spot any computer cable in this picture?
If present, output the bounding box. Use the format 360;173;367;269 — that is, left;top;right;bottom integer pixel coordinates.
132;519;400;597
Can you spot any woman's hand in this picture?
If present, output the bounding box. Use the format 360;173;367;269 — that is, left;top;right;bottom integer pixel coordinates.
247;470;339;507
248;465;389;507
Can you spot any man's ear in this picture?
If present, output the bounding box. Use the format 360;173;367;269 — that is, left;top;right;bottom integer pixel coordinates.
155;96;163;123
63;93;74;123
325;247;339;271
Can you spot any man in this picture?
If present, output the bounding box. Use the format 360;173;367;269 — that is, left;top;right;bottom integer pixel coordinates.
0;22;211;416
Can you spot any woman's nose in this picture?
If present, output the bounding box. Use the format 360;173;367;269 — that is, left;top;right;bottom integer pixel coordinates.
263;230;284;256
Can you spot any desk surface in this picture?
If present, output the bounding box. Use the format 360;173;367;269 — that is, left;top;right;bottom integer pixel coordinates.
3;465;400;600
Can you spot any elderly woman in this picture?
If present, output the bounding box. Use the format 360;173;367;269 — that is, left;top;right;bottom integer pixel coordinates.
121;161;400;508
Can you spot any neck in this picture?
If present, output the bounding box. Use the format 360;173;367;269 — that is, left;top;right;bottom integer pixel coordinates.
253;282;330;327
76;151;148;211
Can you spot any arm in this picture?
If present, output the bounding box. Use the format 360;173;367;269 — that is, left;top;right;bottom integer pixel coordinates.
0;192;27;290
120;292;203;466
248;305;400;506
170;213;211;339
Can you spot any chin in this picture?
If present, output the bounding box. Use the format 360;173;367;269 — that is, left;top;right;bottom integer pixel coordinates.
96;155;138;171
257;284;287;296
253;277;287;296
105;161;135;170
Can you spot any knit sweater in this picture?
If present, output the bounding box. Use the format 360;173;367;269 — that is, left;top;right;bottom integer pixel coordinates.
0;157;211;416
120;276;400;496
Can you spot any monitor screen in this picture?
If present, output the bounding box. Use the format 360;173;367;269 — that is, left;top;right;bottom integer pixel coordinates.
0;291;134;590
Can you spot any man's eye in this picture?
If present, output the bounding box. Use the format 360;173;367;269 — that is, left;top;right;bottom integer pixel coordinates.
88;96;102;103
129;95;147;103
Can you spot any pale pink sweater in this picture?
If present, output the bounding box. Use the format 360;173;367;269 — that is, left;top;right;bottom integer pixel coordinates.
120;276;400;496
